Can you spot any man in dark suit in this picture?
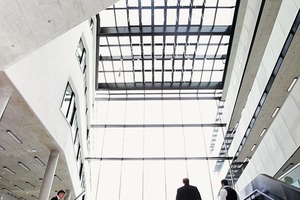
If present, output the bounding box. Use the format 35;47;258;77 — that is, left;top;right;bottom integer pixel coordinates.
220;179;239;200
176;178;202;200
51;190;66;200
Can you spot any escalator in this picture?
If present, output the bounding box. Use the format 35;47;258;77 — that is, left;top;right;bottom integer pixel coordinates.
240;174;300;200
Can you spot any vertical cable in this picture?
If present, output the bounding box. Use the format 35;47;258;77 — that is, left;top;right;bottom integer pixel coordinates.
141;93;145;200
179;92;188;177
197;94;214;199
161;92;168;200
118;98;127;200
95;99;110;199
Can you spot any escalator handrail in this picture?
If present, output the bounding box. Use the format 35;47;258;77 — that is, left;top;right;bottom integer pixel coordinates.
243;189;276;200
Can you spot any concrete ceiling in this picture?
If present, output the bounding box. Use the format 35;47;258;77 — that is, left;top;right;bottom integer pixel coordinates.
0;0;118;199
0;0;118;70
0;72;73;199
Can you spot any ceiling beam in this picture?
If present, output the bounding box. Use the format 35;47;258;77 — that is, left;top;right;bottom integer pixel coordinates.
99;54;226;61
97;82;222;90
85;156;233;161
91;123;226;128
98;25;232;37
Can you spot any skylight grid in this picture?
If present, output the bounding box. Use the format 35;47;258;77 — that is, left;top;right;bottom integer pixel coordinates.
97;0;237;95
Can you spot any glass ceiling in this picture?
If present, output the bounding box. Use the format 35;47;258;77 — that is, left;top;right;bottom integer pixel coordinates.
90;0;238;199
96;0;236;100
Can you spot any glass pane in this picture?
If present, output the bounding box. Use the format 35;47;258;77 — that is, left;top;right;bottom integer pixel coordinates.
129;9;139;25
100;10;115;27
120;161;143;200
155;9;164;25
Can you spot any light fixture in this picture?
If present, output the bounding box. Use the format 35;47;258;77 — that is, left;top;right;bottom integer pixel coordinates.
234;122;239;130
34;156;45;167
14;185;24;191
38;178;43;182
241;107;245;115
6;130;22;144
26;182;35;189
18;162;30;171
260;128;266;137
0;145;4;151
251;144;256;152
3;166;15;175
287;78;298;92
271;107;280;118
54;175;62;182
243;157;249;163
2;188;12;194
28;149;37;153
0;176;3;179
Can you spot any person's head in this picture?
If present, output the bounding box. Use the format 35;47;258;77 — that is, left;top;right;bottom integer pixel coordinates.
183;178;190;185
57;190;66;199
221;179;229;187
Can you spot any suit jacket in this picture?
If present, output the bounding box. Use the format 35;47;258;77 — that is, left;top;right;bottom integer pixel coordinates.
51;196;59;200
176;185;202;200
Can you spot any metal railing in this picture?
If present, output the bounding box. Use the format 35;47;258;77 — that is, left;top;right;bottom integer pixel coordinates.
243;189;276;200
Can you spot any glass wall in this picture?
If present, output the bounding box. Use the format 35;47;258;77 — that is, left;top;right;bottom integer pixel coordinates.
89;99;227;200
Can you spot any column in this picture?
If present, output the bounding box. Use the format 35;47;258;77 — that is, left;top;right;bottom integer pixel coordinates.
64;189;72;200
38;150;60;200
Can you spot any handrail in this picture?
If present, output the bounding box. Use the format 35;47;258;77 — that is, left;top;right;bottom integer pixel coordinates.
243;189;276;200
240;174;300;200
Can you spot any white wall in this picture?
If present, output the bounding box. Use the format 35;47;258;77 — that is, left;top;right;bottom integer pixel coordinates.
4;18;95;196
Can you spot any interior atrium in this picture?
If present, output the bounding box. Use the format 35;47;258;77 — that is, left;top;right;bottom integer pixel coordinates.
0;0;300;200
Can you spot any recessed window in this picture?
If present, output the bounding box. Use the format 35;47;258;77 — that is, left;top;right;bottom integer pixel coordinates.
75;39;87;72
61;83;76;125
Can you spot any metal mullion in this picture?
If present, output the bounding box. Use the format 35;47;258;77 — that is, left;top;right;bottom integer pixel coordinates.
114;3;127;86
99;68;224;73
106;5;121;85
100;42;227;47
98;81;222;90
101;54;225;61
208;35;224;83
86;156;233;161
190;0;206;83
180;0;194;83
138;0;145;84
99;54;108;87
99;25;231;36
171;0;181;83
107;5;234;10
199;1;219;84
211;1;220;29
117;37;126;85
161;0;167;82
91;123;226;128
123;0;135;85
126;0;136;84
96;96;222;101
105;36;117;84
151;0;155;83
196;0;208;85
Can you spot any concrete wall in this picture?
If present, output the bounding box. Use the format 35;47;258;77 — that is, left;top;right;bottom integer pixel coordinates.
232;0;300;191
4;17;95;196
